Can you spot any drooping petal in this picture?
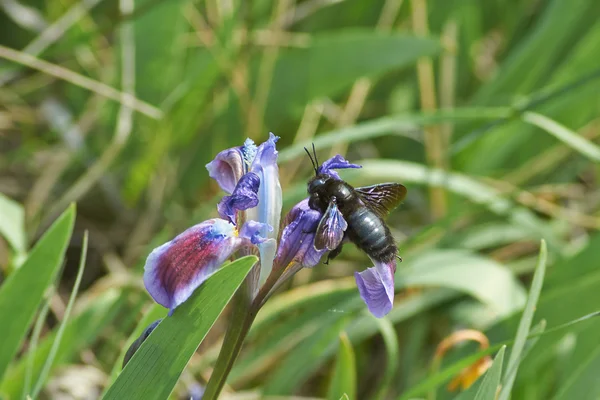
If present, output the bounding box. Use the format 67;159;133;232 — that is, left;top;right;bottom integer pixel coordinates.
274;198;326;270
354;258;396;318
206;138;257;193
318;154;362;180
247;133;282;281
206;149;243;194
143;219;247;314
217;172;260;224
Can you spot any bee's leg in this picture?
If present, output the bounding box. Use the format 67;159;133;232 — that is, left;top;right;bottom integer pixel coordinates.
324;243;344;265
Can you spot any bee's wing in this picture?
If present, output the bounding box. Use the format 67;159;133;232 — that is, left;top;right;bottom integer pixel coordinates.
314;198;348;251
355;183;407;219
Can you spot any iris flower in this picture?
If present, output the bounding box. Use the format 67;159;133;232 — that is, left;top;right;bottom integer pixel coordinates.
143;134;398;318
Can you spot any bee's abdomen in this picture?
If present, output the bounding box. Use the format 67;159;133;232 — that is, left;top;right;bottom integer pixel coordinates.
346;207;396;262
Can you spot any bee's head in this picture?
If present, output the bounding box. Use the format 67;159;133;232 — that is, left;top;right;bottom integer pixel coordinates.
304;144;333;210
307;174;332;194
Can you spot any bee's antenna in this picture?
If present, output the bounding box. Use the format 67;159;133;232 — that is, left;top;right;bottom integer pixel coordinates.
304;147;318;174
311;143;319;172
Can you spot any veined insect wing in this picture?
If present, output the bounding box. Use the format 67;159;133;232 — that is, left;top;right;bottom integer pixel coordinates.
355;183;407;219
314;197;348;251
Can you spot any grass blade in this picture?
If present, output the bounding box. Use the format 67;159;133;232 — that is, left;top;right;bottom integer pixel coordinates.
22;297;52;398
0;289;126;398
103;256;257;400
473;346;506;400
0;204;75;382
30;230;88;398
327;332;356;400
522;111;600;162
278;108;511;163
400;311;599;400
372;317;400;400
498;240;547;400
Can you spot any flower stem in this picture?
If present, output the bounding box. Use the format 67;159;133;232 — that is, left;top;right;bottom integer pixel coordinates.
202;261;290;399
203;278;257;400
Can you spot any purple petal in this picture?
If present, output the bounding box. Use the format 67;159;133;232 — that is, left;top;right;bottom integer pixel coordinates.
206;139;257;193
143;219;246;314
274;198;326;269
217;172;260;224
318;154;362;180
354;258;396;318
251;133;279;170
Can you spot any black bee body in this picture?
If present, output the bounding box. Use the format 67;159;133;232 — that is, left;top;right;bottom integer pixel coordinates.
345;204;397;263
307;174;399;264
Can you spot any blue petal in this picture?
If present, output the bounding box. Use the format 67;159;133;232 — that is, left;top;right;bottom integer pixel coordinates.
274;198;326;269
143;219;247;314
318;154;362;180
247;133;282;281
217;172;260;224
354;258;396;318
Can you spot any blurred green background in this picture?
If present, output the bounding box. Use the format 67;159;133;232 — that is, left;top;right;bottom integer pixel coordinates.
2;0;600;398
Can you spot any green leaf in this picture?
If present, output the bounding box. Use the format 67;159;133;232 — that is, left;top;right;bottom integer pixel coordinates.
267;30;441;118
444;222;535;251
0;192;26;254
399;250;526;317
522;111;600;162
0;204;75;381
0;289;125;398
103;256;257;400
474;346;506;400
498;240;547;400
327;332;356;400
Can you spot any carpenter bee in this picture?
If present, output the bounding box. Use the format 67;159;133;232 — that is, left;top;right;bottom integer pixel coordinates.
304;145;407;265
